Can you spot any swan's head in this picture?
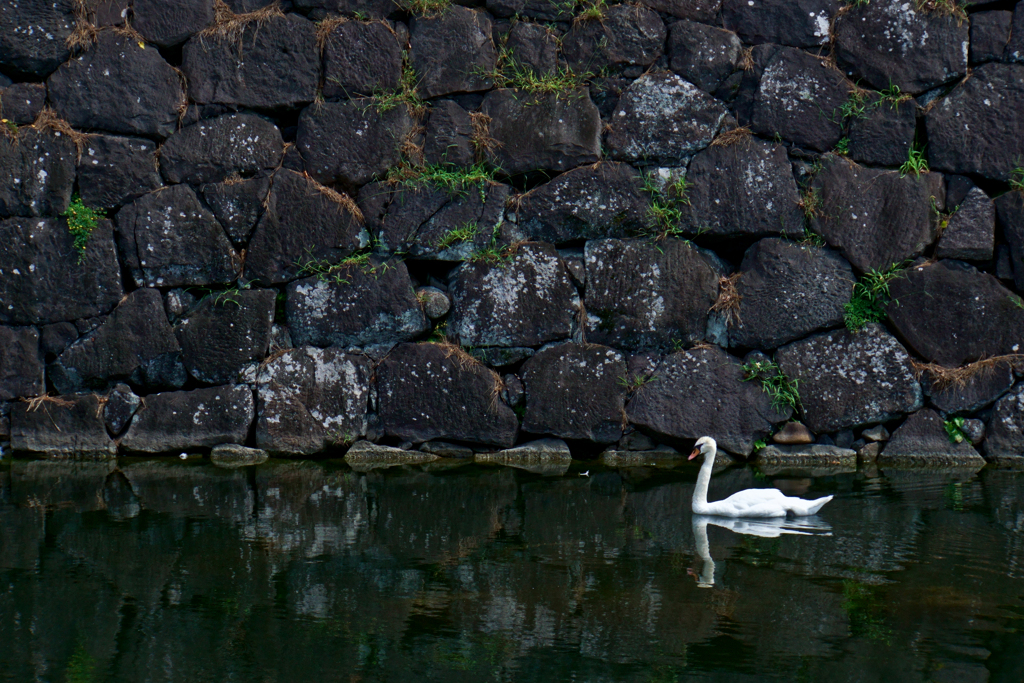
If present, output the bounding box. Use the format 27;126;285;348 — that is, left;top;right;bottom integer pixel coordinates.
688;436;717;461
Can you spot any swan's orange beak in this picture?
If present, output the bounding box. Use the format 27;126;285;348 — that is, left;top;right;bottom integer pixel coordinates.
688;448;700;461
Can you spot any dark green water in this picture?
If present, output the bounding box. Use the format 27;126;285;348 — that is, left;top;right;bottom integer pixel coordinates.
2;457;1024;682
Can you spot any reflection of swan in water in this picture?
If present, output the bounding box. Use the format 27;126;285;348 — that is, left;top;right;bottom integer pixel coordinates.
689;514;833;587
690;437;833;517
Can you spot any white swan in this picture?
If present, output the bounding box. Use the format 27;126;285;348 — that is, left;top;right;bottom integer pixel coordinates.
689;436;833;517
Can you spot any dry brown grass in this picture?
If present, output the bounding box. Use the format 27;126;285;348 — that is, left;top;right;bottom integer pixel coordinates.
67;0;98;51
711;126;751;147
304;173;364;222
401;125;426;167
198;0;284;52
738;47;754;71
710;273;742;327
21;395;75;412
912;355;1024;391
112;22;146;45
32;107;89;160
315;16;348;53
469;111;499;162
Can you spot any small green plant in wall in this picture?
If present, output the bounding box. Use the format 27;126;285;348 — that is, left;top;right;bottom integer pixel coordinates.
944;416;967;444
641;172;691;240
741;359;801;413
436;222;478;250
844;262;906;332
900;144;929;177
1010;166;1024;193
61;194;105;263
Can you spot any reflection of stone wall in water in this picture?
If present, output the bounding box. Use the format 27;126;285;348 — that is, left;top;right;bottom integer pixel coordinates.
1;0;1023;462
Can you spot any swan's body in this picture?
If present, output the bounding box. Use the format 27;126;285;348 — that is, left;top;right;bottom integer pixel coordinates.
690;437;833;518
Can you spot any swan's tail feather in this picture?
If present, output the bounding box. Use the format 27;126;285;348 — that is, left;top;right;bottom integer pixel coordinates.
791;495;833;516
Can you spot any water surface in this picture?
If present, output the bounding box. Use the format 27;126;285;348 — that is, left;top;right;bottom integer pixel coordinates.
2;458;1023;682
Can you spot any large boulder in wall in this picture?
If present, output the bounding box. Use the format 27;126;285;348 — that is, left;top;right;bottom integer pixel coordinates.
10;394;116;458
0;217;124;326
721;0;837;48
0;0;76;76
159;113;283;185
376;343;519;448
48;31;184;138
410;6;496;99
885;260;1024;367
626;345;791;456
256;347;372;455
776;324;923;434
121;385;255;453
0;127;76;217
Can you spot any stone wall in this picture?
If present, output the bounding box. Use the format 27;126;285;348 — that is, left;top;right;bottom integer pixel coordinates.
1;0;1023;463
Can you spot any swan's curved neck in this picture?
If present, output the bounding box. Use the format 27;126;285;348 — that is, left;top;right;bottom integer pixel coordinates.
692;444;716;512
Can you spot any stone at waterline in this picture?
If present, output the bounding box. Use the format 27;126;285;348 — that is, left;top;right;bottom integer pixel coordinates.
10;395;117;458
480;88;601;175
755;445;857;468
0;326;43;401
0;217;124;326
181;13;318;110
256;347;372;456
775;324;923;434
0;127;76;218
607;71;727;164
245;169;364;285
410;6;496;99
286;257;428;348
476;439;572;476
376;343;519;448
159;113;284;185
984;383;1024;464
51;288;184;393
727;238;854;350
861;425;889;442
626;345;790;456
447;243;578;348
345;440;439;472
878;409;985;467
120;385;254;453
116;185;240;288
77;135;163;210
48;31;184;138
103;383;141;435
773;422;814;445
561;4;665;72
321;16;402;98
419;441;475;459
210;444;269;469
520;343;627;444
174;289;276;385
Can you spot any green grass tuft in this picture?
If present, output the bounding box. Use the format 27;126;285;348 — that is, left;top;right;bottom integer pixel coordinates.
618;373;656;394
295;250;383;285
844;262;907;332
900;144;929;177
944;416;967;444
488;46;591;97
641;172;692;239
61;194;105;264
834;136;850;155
396;0;451;15
1010;166;1024;193
364;51;424;115
387;162;496;200
839;89;870;121
741;359;801;413
436;222;479;250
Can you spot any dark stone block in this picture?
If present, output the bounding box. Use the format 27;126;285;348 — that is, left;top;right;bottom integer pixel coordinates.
0;326;42;400
984;382;1024;462
607;72;726;164
377;343;519;448
48;32;184;138
667;20;742;93
287;257;428;348
322;19;402;99
775;324;923;434
51;288;183;393
245;169;364;284
926;62;1024;181
121;385;255;453
88;0;129;26
995;190;1024;291
847;95;917;168
834;0;967;94
810;154;937;273
116;185;240;288
481;88;601;175
174;289;275;385
879;408;984;466
504;21;558;76
201;175;270;245
923;358;1016;415
11;394;116;457
40;322;78;356
296;99;413;186
159;113;283;185
728;238;854;350
77;135;162;210
751;46;850;152
0;128;76;217
0;0;75;77
422;100;476;167
1004;3;1024;64
103;383;140;435
970;10;1012;64
637;0;720;21
521;343;626;443
469;346;535;367
516;162;650;244
255;346;372;455
0;217;124;325
626;345;789;456
182;13;318;109
722;0;837;48
686;134;805;237
133;0;215;47
886;260;1024;367
583;238;722;352
0;82;45;124
935;187;995;261
448;243;577;347
294;0;394;17
410;6;496;99
562;5;665;72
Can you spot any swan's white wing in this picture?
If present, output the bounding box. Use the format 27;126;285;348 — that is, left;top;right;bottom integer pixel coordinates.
703;489;789;517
